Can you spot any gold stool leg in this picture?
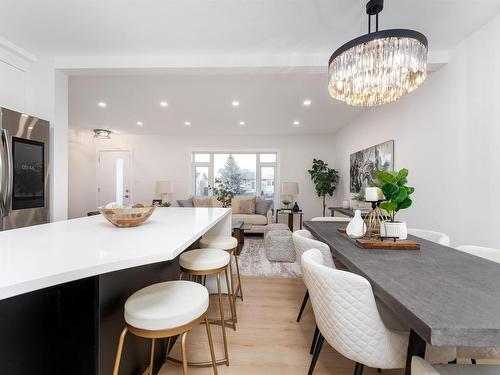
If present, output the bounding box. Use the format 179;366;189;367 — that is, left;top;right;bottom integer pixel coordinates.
224;267;237;329
181;331;189;375
233;248;243;301
113;327;128;375
204;317;219;375
149;338;155;375
164;337;171;359
216;272;230;365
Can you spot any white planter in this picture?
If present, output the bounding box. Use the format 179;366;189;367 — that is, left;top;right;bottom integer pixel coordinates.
380;221;408;240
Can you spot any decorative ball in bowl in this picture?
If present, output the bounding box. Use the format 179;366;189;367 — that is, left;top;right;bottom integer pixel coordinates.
99;204;155;228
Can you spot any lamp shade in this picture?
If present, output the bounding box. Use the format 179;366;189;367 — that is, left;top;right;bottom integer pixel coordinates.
156;181;172;195
281;182;299;195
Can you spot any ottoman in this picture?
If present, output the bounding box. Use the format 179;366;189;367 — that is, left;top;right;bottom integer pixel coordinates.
264;229;295;262
264;223;290;237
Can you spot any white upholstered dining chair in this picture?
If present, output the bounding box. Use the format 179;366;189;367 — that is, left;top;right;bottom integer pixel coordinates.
311;216;351;222
407;228;451;246
292;230;334;323
455;245;500;363
412;356;500;375
301;248;456;375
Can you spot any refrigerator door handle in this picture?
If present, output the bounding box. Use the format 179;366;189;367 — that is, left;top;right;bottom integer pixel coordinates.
1;129;13;217
0;128;4;218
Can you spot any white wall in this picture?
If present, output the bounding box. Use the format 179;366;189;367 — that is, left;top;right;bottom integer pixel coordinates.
0;42;69;222
68;130;336;220
331;14;500;248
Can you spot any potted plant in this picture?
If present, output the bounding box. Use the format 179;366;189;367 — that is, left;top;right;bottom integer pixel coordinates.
213;178;236;208
308;159;340;217
374;168;415;240
281;199;292;209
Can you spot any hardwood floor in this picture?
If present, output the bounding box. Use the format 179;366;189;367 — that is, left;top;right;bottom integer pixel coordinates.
159;276;401;375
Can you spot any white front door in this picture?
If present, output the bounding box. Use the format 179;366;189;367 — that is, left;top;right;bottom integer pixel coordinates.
97;150;131;207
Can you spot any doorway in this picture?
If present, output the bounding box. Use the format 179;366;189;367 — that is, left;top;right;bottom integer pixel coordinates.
97;150;131;207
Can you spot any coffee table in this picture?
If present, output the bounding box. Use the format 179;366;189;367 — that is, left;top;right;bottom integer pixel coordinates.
232;221;245;255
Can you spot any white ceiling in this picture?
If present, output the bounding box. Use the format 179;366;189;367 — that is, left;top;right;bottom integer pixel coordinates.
1;0;499;57
68;71;363;135
10;0;498;136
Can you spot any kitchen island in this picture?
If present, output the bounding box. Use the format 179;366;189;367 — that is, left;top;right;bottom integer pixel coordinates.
0;207;231;375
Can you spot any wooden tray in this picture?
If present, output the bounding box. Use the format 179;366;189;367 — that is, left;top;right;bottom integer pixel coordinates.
337;228;420;250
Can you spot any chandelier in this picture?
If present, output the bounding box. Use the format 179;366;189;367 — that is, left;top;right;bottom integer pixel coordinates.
328;0;428;107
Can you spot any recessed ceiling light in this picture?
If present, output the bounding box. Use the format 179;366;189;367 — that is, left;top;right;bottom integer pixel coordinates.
239;121;246;126
231;100;240;107
303;99;312;106
184;121;191;126
98;102;107;108
160;101;168;107
293;121;300;126
137;121;143;126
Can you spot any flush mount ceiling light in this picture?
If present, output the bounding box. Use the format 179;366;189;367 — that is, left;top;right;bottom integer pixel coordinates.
293;121;300;126
328;0;428;107
136;121;143;126
160;101;168;107
93;129;111;139
303;99;312;106
98;101;107;108
231;100;240;107
184;121;191;126
239;121;246;126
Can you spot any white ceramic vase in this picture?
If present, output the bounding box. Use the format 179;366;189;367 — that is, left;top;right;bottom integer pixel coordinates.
346;210;366;239
380;221;408;240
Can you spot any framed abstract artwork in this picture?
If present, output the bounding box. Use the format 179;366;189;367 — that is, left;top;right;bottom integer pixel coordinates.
350;140;394;193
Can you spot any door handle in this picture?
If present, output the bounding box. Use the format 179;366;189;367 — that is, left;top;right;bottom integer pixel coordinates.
0;127;5;218
3;129;13;216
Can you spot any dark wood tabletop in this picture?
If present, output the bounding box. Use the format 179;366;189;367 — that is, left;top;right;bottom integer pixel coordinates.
304;221;500;348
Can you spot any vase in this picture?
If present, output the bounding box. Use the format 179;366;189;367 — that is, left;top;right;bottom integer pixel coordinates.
293;202;300;212
346;210;366;239
380;221;408;240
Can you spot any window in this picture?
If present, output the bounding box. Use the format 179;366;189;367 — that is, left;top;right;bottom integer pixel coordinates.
192;152;278;204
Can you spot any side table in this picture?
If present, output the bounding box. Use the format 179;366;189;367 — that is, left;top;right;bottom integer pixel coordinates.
275;209;304;231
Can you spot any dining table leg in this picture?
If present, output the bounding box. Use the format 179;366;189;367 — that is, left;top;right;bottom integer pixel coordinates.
405;329;426;375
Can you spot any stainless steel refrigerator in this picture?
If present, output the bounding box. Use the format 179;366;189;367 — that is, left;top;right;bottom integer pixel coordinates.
0;107;50;230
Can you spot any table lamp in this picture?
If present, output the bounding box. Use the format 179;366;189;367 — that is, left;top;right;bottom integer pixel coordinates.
156;181;172;203
281;182;299;209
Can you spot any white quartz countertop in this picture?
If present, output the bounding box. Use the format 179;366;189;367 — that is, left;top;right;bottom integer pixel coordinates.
0;207;231;300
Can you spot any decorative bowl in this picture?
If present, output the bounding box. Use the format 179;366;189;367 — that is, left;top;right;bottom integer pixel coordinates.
99;204;155;228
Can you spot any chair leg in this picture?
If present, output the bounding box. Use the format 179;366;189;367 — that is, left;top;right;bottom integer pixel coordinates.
216;272;230;365
164;337;172;359
310;325;319;355
297;290;309;322
354;362;364;375
224;267;237;329
204;317;219;375
233;250;243;300
308;332;324;375
112;327;128;375
180;332;189;375
149;338;155;375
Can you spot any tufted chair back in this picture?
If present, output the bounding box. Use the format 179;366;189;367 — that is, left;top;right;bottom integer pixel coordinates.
456;245;500;264
407;229;450;246
301;248;409;369
293;230;334;269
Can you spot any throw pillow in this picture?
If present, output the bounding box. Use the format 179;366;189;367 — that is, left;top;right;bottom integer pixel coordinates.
238;197;256;214
255;198;273;215
176;198;194;207
192;196;213;207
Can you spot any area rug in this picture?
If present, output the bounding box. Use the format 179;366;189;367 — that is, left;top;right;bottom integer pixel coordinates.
238;238;301;278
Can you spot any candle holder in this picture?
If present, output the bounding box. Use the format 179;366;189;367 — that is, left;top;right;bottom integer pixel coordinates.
363;200;389;239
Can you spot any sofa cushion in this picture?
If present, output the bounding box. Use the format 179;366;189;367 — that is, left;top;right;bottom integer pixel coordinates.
233;213;267;225
176;198;194;207
192;196;213;207
255;198;273;215
231;196;255;214
239;197;256;214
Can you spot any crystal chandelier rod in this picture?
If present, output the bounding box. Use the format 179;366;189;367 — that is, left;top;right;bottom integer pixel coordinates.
367;0;383;33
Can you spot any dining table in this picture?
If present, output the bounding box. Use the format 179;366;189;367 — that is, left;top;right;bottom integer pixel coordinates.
303;221;500;375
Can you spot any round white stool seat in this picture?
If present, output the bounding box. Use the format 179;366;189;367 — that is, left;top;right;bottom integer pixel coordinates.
200;235;238;250
124;280;208;331
180;248;230;271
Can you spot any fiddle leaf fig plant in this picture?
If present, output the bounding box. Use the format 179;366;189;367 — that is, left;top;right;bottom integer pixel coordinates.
374;168;415;222
213;178;236;208
308;159;340;216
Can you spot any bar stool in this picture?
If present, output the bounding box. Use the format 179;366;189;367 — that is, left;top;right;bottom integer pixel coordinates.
112;280;218;375
179;248;235;365
200;235;243;304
